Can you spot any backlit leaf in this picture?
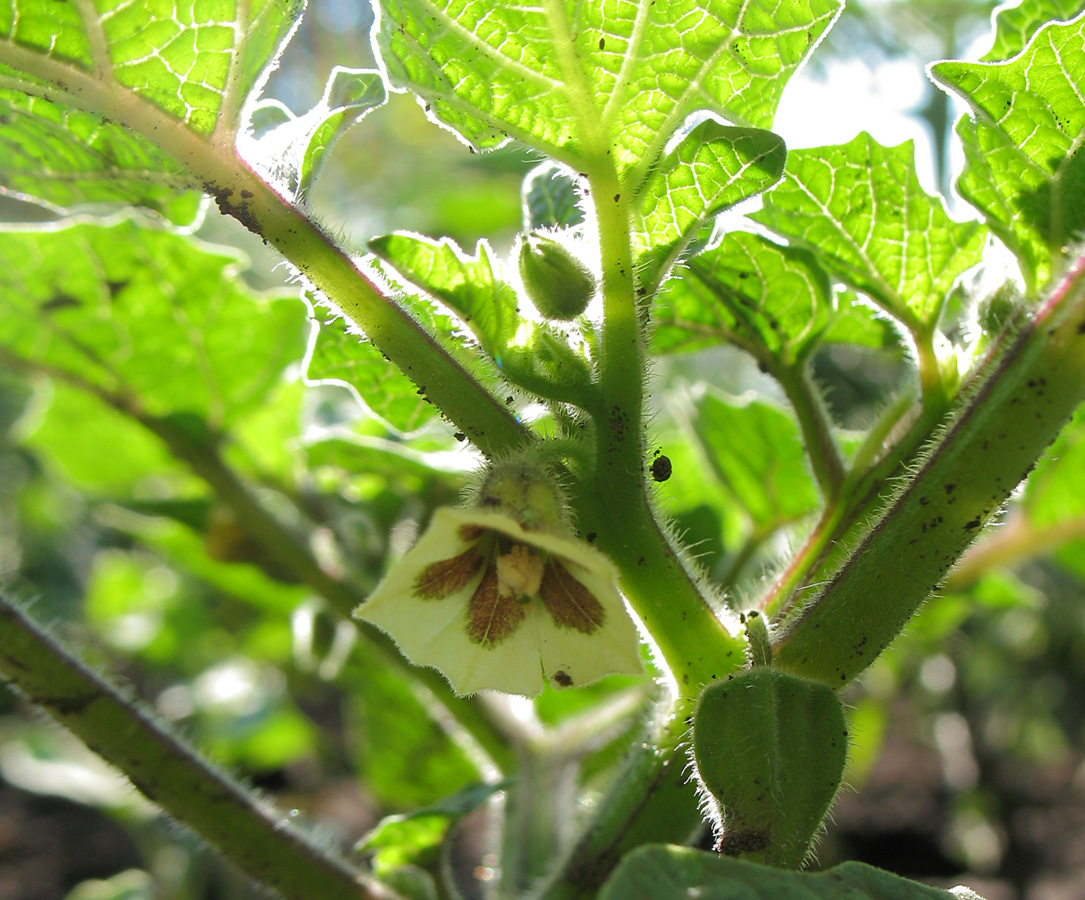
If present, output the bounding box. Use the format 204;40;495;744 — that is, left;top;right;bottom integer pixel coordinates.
653;231;831;363
634;122;785;292
374;0;840;190
0;0;301;219
752;133;987;333
931;14;1085;289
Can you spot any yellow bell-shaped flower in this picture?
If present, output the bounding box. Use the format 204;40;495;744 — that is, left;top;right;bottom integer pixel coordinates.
355;504;643;697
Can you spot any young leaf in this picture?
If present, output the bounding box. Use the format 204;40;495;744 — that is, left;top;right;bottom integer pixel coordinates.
0;0;301;218
634;122;786;292
690;389;820;534
373;0;839;188
653;231;832;363
599;846;989;900
930;13;1085;290
245;67;386;201
522;163;585;230
751;133;987;334
368;233;521;354
304;303;441;434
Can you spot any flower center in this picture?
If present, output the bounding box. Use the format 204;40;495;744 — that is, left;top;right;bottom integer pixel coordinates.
495;544;544;599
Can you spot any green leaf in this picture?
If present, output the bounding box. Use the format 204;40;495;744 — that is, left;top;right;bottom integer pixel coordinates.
693;668;847;866
652;231;832;364
931;14;1085;290
357;780;508;875
374;0;840;187
345;652;481;809
0;220;306;425
246;67;386;201
981;0;1085;61
0;0;300;219
819;290;903;350
690;389;820;532
522;162;584;230
368;233;521;354
304;301;440;434
23;383;186;491
751;133;987;333
599;846;988;900
634;122;785;292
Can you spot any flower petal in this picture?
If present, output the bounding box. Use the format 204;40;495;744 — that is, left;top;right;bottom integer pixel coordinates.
416;545;484;599
534;558;643;690
538;559;605;634
466;566;528;645
356;508;545;696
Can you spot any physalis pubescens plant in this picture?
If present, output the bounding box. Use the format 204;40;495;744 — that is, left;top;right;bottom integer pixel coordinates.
356;460;643;696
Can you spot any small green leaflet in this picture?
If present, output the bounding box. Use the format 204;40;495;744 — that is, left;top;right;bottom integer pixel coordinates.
374;0;839;191
522;162;585;230
634;121;785;293
752;133;987;334
304;302;441;434
931;13;1085;290
368;233;521;355
0;0;301;219
245;68;386;202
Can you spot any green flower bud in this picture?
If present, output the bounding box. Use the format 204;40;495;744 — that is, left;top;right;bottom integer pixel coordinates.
518;234;596;321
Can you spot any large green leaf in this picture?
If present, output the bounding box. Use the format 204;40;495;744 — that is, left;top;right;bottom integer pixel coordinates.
751;133;987;333
0;0;300;219
0;220;306;425
599;846;987;900
931;14;1085;290
374;0;840;189
691;389;819;532
634;122;785;292
981;0;1084;61
652;231;831;364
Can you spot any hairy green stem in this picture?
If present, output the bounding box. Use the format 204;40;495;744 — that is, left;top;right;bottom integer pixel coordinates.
773;253;1085;685
0;597;388;900
776;362;845;499
0;42;527;458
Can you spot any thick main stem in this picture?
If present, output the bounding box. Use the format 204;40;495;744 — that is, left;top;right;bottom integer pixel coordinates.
0;598;389;900
773;252;1085;685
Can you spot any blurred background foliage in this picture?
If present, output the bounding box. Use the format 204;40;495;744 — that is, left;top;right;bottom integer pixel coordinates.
4;1;1085;900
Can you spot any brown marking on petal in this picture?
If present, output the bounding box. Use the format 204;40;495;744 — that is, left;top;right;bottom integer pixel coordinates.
415;545;483;599
539;561;605;634
553;670;573;687
466;566;527;646
458;524;487;542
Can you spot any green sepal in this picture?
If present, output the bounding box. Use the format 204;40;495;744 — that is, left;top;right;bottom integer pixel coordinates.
693;668;847;868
